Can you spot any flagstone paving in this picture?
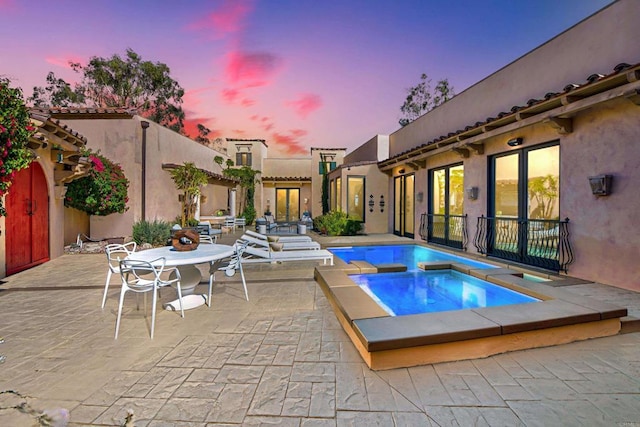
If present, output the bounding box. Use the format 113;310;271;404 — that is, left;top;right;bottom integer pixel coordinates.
1;232;639;426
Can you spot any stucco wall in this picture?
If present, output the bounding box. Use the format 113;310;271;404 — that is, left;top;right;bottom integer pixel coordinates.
62;116;230;240
390;0;640;157
345;135;389;163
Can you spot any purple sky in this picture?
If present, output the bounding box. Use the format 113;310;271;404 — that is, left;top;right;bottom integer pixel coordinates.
0;0;613;156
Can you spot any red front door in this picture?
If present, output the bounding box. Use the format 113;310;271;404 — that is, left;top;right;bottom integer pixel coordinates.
6;162;50;275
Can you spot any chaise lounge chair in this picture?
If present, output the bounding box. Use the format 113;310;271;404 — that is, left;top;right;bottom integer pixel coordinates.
241;245;334;265
245;229;313;243
240;234;321;251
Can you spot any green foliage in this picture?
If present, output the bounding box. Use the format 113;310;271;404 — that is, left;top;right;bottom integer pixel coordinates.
64;151;129;216
223;165;260;221
313;210;362;236
132;219;172;246
169;162;209;227
213;155;224;166
30;48;186;133
0;78;36;216
399;73;455;126
321;172;329;215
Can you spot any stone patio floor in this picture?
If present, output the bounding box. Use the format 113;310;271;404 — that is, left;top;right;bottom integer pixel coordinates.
1;232;639;426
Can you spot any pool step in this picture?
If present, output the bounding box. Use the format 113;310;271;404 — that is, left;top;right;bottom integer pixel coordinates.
348;261;407;274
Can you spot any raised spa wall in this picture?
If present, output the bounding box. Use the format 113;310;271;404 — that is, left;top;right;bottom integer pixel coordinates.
314;259;628;370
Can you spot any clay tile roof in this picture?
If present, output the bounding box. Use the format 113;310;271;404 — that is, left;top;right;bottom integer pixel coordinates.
614;62;632;72
262;176;311;182
587;73;605;83
379;60;640;169
31;107;137;119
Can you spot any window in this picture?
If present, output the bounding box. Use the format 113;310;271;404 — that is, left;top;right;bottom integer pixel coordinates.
336;177;342;210
347;176;365;221
319;161;336;174
236;152;252;166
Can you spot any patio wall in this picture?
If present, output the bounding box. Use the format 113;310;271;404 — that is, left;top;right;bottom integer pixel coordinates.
61;116;231;240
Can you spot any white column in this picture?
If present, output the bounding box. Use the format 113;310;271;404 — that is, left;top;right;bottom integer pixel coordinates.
230;189;237;217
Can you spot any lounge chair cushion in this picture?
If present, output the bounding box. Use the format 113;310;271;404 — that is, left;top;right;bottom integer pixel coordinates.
270;243;284;252
267;236;280;243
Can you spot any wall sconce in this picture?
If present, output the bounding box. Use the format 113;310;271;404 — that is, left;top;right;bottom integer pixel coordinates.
588;174;613;196
379;195;385;213
416;192;424;203
368;194;375;213
398;168;405;174
466;186;479;200
507;137;523;147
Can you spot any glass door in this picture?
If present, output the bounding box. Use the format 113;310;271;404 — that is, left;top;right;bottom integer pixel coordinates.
393;173;415;237
489;143;560;262
275;188;300;222
429;164;464;247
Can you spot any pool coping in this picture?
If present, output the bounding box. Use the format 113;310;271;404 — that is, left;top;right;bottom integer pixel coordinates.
314;252;628;370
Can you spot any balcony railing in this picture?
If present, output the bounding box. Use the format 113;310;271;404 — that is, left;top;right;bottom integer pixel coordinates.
473;216;574;272
419;213;468;250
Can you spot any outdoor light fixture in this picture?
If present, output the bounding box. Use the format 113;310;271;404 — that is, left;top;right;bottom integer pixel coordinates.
368;194;375;213
588;174;613;196
507;137;523;147
466;186;479;200
379;195;385;213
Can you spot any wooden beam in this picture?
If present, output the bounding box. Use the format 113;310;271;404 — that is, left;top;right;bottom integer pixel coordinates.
543;117;573;134
624;88;640;105
467;143;484;155
452;147;470;158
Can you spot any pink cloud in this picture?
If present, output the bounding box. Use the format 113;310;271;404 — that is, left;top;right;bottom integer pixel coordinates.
286;93;322;119
187;0;254;39
45;55;85;70
250;115;275;131
183;86;215;110
271;130;308;156
224;50;282;88
221;88;241;103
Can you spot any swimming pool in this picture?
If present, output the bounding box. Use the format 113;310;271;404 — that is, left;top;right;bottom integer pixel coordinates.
329;244;497;270
351;269;540;316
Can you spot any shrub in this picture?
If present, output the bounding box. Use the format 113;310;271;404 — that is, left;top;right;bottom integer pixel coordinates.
313;210;362;236
65;152;129;215
241;204;256;226
0;78;36;216
132;219;171;246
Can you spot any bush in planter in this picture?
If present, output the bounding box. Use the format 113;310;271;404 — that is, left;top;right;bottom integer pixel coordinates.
313;210;362;236
132;219;172;246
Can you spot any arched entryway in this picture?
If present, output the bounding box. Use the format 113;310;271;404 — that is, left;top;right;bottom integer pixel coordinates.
6;162;50;275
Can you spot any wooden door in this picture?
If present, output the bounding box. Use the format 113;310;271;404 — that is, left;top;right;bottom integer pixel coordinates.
6;162;50;275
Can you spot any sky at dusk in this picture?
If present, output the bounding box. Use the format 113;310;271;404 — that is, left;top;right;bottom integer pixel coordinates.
1;0;613;157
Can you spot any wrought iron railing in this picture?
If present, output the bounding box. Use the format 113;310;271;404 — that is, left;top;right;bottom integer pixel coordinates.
419;213;468;250
473;216;574;272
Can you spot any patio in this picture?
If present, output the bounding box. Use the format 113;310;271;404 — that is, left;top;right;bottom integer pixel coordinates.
1;231;639;426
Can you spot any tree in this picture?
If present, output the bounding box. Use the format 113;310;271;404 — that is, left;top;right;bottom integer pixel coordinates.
30;48;186;133
0;78;36;216
169;162;209;226
195;124;211;144
399;73;455;126
223;165;261;224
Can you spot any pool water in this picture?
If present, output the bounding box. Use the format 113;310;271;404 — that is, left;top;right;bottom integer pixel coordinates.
350;269;540;316
329;244;497;270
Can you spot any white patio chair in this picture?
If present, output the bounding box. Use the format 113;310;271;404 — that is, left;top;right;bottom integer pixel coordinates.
102;241;137;309
223;216;236;233
114;257;184;339
235;217;246;231
199;234;216;244
208;240;249;304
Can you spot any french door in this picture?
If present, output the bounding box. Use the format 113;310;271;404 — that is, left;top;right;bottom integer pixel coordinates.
275;188;300;222
488;143;560;264
428;164;465;248
393;174;414;237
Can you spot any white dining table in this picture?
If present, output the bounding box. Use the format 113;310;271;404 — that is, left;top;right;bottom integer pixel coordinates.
126;244;234;310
